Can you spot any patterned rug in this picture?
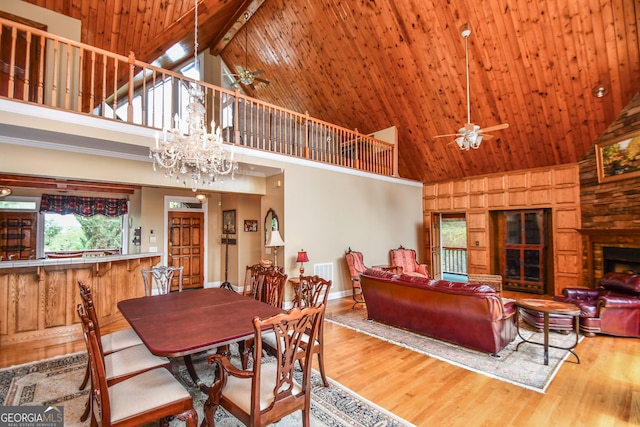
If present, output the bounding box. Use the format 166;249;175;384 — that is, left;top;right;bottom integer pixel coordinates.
326;308;583;393
0;346;414;427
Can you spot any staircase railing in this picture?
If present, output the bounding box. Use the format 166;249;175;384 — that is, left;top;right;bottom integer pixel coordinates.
0;17;397;177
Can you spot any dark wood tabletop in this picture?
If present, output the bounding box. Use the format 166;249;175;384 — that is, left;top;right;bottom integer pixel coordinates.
515;298;581;315
118;288;283;358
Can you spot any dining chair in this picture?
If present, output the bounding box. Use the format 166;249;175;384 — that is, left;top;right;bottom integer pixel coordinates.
141;265;184;296
239;267;288;370
204;305;324;427
243;264;267;298
344;247;367;308
77;281;171;422
264;275;332;386
77;281;145;390
77;304;198;427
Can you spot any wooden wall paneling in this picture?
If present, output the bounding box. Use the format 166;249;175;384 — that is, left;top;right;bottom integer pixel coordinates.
507;190;528;207
43;268;67;329
423;164;582;294
17;270;38;333
0;273;6;335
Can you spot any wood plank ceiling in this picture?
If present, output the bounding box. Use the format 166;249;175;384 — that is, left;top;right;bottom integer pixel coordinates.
19;0;640;184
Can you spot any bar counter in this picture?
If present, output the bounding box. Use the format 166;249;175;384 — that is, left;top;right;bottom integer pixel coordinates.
0;252;161;351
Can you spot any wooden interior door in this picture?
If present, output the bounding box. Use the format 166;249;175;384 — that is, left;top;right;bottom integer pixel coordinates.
0;211;37;260
168;211;204;291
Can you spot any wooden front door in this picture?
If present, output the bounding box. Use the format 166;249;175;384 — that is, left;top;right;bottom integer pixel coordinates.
168;211;204;291
0;211;37;261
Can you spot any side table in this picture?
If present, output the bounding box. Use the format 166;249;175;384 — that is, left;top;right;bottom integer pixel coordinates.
515;299;581;365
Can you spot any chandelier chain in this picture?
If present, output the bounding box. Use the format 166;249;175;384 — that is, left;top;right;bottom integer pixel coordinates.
149;0;238;191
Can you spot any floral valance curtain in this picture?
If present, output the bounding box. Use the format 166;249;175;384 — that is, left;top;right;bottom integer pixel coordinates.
40;194;128;217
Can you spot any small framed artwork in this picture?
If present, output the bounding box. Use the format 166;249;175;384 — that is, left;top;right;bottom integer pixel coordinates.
222;209;236;234
244;219;258;232
596;131;640;183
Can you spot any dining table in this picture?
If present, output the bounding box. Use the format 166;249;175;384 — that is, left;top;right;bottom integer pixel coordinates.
117;287;283;391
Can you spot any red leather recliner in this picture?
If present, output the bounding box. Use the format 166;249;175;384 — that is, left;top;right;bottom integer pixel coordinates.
553;272;640;337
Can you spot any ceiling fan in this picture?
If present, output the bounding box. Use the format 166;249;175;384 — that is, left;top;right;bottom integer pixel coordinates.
434;26;508;150
226;13;269;89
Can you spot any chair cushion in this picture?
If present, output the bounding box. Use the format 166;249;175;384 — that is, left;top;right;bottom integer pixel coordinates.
101;327;143;354
109;367;191;423
105;344;169;381
222;362;302;413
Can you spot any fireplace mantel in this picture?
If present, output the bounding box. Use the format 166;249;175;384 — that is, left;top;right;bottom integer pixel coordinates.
579;229;640;285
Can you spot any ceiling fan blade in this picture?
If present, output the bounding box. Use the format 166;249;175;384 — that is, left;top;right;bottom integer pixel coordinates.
254;77;269;84
482;134;494;140
480;123;509;133
237;65;246;73
253;70;265;76
231;78;242;86
434;133;463;138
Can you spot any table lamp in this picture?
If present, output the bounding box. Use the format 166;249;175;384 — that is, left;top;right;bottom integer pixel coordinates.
265;229;285;267
296;250;309;275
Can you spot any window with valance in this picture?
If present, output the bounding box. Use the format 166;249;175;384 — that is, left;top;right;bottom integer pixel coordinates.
39;194;128;217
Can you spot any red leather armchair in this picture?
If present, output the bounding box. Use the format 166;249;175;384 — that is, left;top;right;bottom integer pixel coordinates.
389;246;429;277
554;272;640;337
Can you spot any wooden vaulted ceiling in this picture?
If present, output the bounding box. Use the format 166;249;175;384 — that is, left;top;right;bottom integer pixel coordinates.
21;0;640;184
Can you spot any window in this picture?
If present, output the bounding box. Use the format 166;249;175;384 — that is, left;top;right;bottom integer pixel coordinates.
44;213;123;253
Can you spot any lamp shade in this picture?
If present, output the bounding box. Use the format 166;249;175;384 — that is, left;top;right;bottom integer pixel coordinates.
265;229;285;247
296;250;309;263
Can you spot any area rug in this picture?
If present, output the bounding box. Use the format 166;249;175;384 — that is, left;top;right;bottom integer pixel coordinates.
326;309;583;393
0;347;414;427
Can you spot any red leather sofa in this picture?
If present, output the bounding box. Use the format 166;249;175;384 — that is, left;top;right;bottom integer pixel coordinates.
359;269;517;355
553;272;640;337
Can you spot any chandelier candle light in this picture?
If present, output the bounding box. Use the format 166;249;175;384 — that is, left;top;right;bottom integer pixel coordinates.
150;0;237;191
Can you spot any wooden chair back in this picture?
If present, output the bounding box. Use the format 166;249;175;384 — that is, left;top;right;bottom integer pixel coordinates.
78;281;106;353
205;305;324;426
77;304;112;425
294;275;332;386
141;265;184;295
243;264;267;297
256;268;288;308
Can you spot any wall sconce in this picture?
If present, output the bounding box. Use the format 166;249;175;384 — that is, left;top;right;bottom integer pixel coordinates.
195;193;207;203
296;250;309;275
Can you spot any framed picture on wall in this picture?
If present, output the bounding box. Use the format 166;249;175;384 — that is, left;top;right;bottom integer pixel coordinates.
596;130;640;183
222;210;236;234
244;220;258;232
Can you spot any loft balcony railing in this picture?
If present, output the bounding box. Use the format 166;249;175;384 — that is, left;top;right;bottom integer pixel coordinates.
0;17;397;177
442;247;468;276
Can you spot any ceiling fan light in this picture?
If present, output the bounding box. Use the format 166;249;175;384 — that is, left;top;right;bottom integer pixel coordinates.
471;135;483;149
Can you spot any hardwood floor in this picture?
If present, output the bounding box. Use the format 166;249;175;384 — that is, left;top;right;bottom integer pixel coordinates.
2;293;639;426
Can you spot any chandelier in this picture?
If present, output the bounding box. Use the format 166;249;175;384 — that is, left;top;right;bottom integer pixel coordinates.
149;0;237;191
